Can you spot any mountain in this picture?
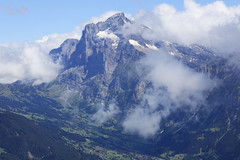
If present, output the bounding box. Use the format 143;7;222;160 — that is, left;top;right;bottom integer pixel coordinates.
48;12;240;159
1;12;240;159
49;12;222;105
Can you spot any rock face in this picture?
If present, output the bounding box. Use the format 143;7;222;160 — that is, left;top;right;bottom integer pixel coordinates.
50;13;146;103
49;12;223;107
50;39;79;65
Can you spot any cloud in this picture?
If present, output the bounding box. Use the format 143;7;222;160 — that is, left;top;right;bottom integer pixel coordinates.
0;42;61;84
91;101;119;124
122;50;215;138
120;1;240;138
0;5;28;16
123;107;161;138
130;0;240;54
35;29;82;54
0;21;83;84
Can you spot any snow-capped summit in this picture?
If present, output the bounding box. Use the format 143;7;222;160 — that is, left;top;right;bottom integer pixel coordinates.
97;12;132;32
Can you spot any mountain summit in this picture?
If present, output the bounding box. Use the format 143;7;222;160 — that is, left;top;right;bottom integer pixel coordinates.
96;12;132;32
49;13;146;102
51;12;132;68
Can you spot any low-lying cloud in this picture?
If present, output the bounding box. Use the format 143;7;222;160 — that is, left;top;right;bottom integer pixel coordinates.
0;28;82;84
123;50;216;138
91;101;119;124
130;0;240;54
0;42;61;84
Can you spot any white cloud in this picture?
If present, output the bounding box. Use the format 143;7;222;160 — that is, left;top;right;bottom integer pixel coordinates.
131;0;240;54
123;50;216;138
97;30;119;41
0;21;82;84
0;42;61;84
123;107;161;138
91;101;119;124
35;29;81;54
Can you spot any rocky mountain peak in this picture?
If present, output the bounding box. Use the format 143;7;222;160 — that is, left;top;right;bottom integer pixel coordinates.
83;12;132;35
96;12;132;32
63;13;134;70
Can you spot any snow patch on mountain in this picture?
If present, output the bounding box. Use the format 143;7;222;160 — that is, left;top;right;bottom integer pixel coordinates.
145;43;158;51
97;30;119;41
97;29;119;48
129;39;141;47
169;52;175;56
112;41;118;48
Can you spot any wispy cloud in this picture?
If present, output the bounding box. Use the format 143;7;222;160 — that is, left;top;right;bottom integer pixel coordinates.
0;5;28;16
0;42;61;84
0;32;80;85
91;101;119;124
0;19;83;84
121;1;229;138
123;50;216;138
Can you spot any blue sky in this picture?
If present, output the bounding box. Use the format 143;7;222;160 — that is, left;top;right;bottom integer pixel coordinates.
0;0;240;43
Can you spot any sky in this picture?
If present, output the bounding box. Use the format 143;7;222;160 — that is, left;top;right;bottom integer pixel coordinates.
1;0;240;43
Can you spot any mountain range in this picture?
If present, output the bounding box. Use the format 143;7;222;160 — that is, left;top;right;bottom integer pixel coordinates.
1;12;240;160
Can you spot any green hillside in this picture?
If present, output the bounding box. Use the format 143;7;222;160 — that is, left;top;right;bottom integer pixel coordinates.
0;112;99;160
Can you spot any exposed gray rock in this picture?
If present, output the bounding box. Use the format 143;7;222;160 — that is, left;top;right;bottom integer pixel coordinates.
49;38;79;65
48;12;222;108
